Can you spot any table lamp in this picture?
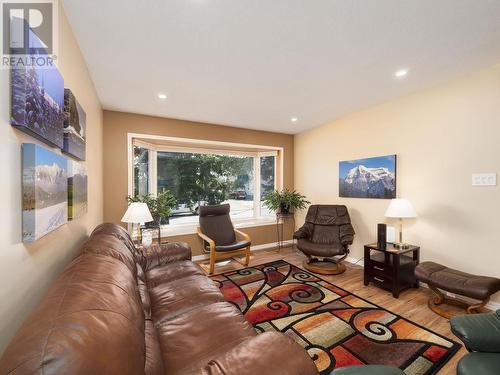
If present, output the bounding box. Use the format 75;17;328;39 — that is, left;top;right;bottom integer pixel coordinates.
121;202;154;245
384;198;417;250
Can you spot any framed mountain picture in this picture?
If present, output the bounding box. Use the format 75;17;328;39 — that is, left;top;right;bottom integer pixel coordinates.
339;155;397;199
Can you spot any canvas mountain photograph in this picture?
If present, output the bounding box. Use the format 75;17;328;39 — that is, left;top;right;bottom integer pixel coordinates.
339;155;396;199
63;89;86;160
11;29;65;149
22;144;68;242
68;160;88;220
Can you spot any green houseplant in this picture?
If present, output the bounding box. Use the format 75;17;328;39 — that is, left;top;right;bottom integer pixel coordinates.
127;189;177;227
262;189;310;215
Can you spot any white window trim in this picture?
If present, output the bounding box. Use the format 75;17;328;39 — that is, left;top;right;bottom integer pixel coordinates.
127;133;284;234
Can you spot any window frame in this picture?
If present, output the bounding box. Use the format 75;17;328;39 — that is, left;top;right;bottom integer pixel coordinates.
127;133;284;234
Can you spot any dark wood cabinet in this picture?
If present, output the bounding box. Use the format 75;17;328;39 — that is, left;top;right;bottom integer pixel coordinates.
363;243;420;298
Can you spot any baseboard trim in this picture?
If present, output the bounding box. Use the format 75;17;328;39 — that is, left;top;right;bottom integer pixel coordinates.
192;240;294;262
192;245;500;311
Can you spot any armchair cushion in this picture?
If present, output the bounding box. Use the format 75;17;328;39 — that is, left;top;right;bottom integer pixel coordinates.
199;204;236;246
214;240;251;252
451;310;500;352
457;353;500;375
297;239;345;257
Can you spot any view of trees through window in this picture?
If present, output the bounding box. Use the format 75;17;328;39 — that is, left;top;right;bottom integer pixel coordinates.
133;147;149;197
133;145;276;225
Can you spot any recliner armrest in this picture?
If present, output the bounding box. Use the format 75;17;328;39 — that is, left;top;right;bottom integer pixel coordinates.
451;311;500;353
294;226;311;240
339;223;355;246
203;332;318;375
137;242;192;271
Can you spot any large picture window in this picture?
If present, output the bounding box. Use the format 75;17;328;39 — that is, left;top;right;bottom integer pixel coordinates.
130;137;281;229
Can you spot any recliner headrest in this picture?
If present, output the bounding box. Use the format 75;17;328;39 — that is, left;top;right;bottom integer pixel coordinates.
199;204;230;217
305;205;351;225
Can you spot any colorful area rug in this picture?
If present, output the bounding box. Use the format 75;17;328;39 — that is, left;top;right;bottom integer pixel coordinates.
211;260;460;375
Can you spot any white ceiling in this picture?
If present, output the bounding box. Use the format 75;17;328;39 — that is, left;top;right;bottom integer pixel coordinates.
62;0;500;134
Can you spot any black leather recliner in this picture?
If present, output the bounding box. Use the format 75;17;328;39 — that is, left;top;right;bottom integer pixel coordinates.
294;205;355;275
451;310;500;375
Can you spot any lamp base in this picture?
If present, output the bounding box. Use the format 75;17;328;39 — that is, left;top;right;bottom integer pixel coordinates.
393;242;410;250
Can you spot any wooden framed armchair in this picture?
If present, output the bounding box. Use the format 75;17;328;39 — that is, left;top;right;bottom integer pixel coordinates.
197;204;251;274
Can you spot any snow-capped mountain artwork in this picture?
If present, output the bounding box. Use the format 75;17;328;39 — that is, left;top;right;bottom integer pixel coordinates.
22;143;68;242
339;155;396;199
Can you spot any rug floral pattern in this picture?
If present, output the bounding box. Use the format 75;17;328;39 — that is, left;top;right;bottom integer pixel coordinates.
211;260;460;375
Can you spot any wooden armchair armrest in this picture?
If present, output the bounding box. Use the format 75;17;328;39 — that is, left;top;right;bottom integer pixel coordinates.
197;227;216;252
234;228;250;241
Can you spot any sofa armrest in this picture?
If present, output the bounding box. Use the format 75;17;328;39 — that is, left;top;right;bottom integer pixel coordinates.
451;310;500;352
138;242;192;271
203;332;318;375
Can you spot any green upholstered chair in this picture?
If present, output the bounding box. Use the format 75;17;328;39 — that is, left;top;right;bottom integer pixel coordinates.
451;309;500;375
331;365;404;375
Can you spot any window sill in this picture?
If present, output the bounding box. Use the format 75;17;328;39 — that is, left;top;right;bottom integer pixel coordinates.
157;217;278;237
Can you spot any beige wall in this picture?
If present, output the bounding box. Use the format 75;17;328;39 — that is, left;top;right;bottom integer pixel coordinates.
294;64;500;304
103;111;294;255
0;5;103;353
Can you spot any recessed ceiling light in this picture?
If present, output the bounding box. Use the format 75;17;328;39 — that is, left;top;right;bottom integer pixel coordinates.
158;93;167;100
394;69;409;78
291;117;298;123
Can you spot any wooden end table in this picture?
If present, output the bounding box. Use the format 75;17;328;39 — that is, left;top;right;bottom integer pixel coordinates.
364;243;420;298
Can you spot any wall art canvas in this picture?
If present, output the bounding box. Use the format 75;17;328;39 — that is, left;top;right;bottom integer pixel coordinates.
339;155;396;199
11;60;65;148
22;143;68;242
68;160;88;220
63;89;86;160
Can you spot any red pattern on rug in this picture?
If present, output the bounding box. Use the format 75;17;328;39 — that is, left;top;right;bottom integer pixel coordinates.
210;260;460;375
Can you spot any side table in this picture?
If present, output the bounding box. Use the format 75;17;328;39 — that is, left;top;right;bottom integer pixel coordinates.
364;243;420;298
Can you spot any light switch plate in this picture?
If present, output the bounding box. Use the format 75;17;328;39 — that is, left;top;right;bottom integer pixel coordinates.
472;173;497;186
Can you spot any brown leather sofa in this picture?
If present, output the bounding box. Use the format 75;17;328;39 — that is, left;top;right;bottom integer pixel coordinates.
0;223;318;375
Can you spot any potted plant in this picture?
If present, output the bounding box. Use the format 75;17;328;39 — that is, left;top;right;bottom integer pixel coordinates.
262;189;310;215
127;189;177;228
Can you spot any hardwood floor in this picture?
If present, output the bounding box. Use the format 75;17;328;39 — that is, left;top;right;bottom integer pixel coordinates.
197;246;469;375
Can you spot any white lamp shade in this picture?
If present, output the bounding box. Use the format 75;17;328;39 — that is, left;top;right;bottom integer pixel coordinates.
385;198;417;218
121;202;154;224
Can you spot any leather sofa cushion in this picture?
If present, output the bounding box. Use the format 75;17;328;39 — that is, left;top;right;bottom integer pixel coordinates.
146;260;206;288
415;262;500;300
80;233;137;276
155;301;257;374
297;238;345;257
150;274;225;322
145;319;164;375
202;331;319;375
92;222;138;256
0;253;145;375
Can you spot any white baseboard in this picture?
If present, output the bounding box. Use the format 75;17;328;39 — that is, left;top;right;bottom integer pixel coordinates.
192;240;294;262
192;244;500;312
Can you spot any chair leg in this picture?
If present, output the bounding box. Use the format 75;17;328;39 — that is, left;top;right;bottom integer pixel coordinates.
209;254;215;275
244;247;250;266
